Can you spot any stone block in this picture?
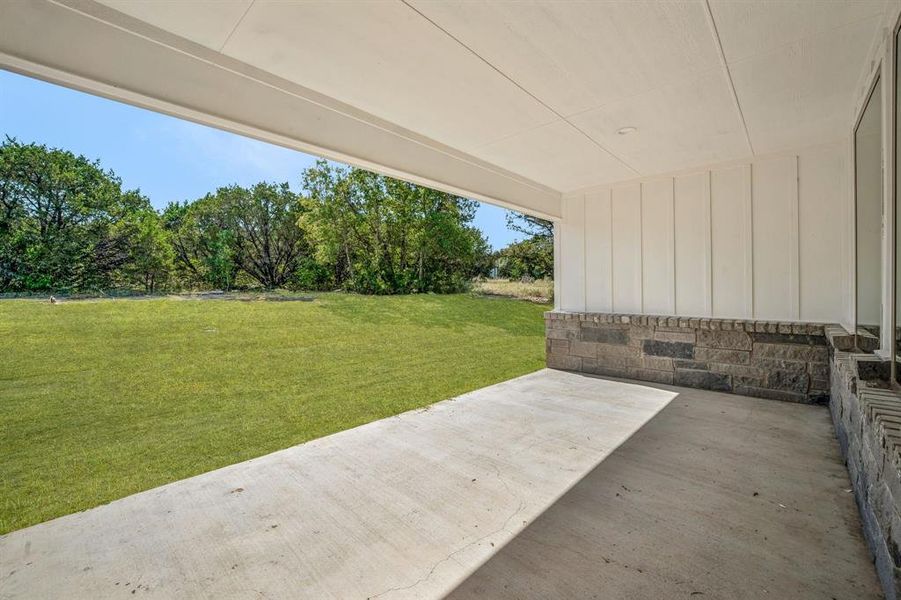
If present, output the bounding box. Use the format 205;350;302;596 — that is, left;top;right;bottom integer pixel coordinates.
734;385;807;403
547;319;579;331
765;370;810;394
808;362;830;380
710;363;764;379
627;326;655;345
656;325;688;333
694;347;750;364
811;377;830;392
697;329;752;350
570;341;598;359
591;353;640;370
642;339;694;359
750;332;826;346
752;357;808;374
733;374;767;388
597;344;641;360
581;326;628;345
674;369;731;391
549;339;569;354
753;343;828;362
674;359;709;370
642;355;674;371
826;325;856;351
858;359;892;383
654;330;696;344
546;327;578;340
581;359;628;379
631;368;675;385
547;353;581;371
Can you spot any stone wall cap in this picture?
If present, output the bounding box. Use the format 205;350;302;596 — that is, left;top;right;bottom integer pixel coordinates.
544;311;829;335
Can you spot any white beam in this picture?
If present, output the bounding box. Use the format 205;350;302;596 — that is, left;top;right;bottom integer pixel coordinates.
0;0;562;220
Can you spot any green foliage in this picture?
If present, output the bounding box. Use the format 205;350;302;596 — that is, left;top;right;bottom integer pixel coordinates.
495;211;554;280
120;207;175;293
300;160;490;294
1;140;501;295
0;137;158;292
505;210;553;239
162;196;238;290
163;183;307;290
494;236;554;280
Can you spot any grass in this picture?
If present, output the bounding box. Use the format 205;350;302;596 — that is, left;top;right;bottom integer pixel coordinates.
0;292;549;533
472;278;553;303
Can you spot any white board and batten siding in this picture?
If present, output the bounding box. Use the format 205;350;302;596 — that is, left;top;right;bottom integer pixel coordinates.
559;141;849;324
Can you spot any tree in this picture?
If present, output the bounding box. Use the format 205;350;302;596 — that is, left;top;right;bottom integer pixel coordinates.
505;210;553;239
494;236;553;280
120;208;174;293
163;183;307;289
300;160;490;294
222;183;307;289
0;137;162;292
498;210;554;281
163;196;239;290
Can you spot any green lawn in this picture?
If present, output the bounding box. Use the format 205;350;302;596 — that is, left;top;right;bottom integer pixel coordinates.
0;293;548;534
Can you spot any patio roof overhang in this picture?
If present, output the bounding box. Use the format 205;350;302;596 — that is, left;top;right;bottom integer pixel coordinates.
0;0;887;221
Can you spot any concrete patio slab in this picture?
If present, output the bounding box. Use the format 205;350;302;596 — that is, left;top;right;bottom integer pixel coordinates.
0;369;677;599
448;381;882;600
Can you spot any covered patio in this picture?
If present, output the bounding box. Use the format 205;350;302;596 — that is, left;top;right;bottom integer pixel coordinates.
0;370;877;599
2;0;901;598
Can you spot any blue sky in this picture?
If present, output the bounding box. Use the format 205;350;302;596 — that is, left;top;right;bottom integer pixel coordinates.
0;69;524;250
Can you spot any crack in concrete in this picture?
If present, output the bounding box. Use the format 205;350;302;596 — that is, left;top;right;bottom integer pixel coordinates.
368;499;527;600
368;458;526;600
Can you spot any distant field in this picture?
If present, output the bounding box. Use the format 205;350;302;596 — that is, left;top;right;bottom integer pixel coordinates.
472;278;553;303
0;293;549;533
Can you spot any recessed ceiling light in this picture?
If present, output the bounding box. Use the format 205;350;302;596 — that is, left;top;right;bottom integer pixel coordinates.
617;126;637;135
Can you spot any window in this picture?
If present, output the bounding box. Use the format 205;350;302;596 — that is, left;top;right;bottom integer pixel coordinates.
856;75;883;343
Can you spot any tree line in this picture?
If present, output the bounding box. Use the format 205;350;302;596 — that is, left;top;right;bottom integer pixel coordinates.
0;137;552;295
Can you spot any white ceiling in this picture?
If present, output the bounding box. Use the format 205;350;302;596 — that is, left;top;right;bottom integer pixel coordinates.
95;0;887;194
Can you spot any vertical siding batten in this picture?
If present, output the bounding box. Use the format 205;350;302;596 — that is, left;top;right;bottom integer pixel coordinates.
584;189;613;312
746;163;755;319
641;178;676;315
674;171;711;317
611;184;643;313
752;156;797;320
792;154;801;320
705;170;713;315
559;141;849;323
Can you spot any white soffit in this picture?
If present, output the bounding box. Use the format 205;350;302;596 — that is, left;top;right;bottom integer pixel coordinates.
99;0;254;50
407;0;721;118
185;0;558;153
708;0;886;63
709;0;885;154
569;66;750;175
475;120;636;191
5;0;889;197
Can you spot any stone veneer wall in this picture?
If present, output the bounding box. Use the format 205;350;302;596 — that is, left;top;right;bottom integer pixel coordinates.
829;326;901;600
545;311;830;403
